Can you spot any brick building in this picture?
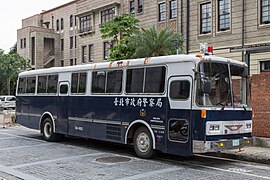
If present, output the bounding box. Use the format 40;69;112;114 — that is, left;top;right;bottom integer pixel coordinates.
17;0;270;137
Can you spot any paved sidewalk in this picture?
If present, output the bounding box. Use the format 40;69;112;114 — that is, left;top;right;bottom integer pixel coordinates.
217;146;270;165
207;136;270;165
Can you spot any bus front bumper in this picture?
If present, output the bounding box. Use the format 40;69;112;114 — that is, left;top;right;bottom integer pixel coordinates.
193;137;252;153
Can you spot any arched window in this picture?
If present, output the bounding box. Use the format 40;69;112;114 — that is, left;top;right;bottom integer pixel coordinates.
61;18;64;30
56;19;59;31
70;15;73;27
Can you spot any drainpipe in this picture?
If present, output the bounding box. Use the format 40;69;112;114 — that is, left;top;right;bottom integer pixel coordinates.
186;0;190;54
180;0;183;35
242;0;245;62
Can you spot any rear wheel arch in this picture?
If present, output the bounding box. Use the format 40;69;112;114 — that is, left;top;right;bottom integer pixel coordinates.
39;112;55;133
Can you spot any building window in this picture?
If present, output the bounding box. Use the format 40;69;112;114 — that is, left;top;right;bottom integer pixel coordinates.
61;39;64;51
103;42;112;60
260;61;270;72
138;0;143;13
218;0;230;31
200;2;212;34
170;0;177;19
89;44;94;62
61;18;64;30
61;60;64;67
23;38;26;48
70;15;73;27
20;38;26;49
261;0;270;24
75;36;77;48
20;39;23;49
82;46;87;63
70;37;73;49
70;59;73;66
159;2;166;22
101;7;115;25
130;0;135;13
79;14;93;33
56;19;59;31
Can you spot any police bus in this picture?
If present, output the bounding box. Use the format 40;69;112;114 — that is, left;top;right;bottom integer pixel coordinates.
15;46;252;158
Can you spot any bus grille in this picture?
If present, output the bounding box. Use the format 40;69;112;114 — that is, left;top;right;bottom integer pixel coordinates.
106;124;121;141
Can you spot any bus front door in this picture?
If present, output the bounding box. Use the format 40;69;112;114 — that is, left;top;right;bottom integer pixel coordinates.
166;76;193;156
57;82;69;134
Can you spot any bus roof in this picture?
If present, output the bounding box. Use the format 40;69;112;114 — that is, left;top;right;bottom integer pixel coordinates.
19;54;246;76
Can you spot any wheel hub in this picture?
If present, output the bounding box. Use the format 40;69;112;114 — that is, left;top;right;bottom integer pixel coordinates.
136;132;149;153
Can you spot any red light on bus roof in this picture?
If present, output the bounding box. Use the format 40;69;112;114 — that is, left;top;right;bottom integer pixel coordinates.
208;46;213;54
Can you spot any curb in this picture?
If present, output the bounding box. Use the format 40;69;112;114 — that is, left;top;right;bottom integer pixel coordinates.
206;149;270;165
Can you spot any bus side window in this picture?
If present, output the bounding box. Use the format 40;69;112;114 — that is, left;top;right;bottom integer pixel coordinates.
26;77;36;94
71;72;87;94
169;119;189;142
170;81;190;100
60;84;68;94
145;67;166;93
92;71;106;93
106;70;123;93
126;68;144;93
47;75;58;94
37;76;47;94
18;77;26;94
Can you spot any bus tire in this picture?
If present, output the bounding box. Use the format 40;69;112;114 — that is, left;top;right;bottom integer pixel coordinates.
42;118;62;142
133;126;155;159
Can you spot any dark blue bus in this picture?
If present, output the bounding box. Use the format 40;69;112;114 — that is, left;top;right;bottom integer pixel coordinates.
16;53;252;158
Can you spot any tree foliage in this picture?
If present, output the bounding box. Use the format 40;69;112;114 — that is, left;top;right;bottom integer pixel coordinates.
0;48;30;95
128;26;184;58
100;13;140;61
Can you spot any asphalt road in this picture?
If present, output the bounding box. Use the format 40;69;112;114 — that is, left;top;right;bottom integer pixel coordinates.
0;126;269;180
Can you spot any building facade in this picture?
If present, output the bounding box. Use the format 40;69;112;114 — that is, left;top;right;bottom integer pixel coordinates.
17;0;270;73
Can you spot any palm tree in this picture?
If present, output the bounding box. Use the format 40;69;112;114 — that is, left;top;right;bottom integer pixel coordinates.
128;26;184;58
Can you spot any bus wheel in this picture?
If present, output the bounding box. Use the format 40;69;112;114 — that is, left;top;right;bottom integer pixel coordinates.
133;127;155;159
42;118;62;142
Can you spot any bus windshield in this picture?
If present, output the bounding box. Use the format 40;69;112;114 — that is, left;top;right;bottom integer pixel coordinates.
196;61;250;108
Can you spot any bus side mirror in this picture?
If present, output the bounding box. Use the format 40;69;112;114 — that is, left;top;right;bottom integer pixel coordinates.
202;79;211;94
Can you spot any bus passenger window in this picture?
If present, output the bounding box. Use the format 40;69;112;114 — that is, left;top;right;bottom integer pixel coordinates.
71;73;79;93
47;75;58;94
18;77;26;94
92;71;106;93
170;81;190;100
169;119;189;142
26;77;36;94
78;73;87;93
37;76;47;93
145;67;166;93
107;70;123;93
71;72;87;94
126;68;144;93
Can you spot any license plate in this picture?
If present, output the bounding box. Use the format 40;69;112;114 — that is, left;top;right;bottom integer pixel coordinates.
232;139;240;146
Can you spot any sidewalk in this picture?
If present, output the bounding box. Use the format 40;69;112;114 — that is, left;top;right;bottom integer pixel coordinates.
209;137;270;165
